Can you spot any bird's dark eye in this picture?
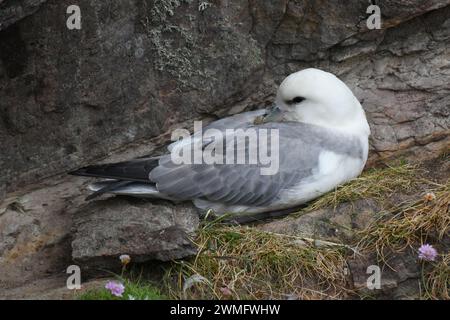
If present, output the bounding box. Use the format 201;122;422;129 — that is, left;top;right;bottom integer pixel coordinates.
286;96;305;105
292;96;305;103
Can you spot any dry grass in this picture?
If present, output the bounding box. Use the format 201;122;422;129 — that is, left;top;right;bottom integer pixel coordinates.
165;221;351;300
422;253;450;300
356;181;450;259
355;179;449;300
302;162;419;213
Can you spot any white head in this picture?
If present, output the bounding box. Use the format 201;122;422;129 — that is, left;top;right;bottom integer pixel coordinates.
276;68;370;136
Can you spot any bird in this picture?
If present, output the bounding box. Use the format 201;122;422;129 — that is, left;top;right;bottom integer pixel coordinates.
70;68;370;216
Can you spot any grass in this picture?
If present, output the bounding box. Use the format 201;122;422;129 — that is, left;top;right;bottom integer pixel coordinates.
353;178;449;300
422;253;450;300
302;162;419;213
356;180;450;260
78;278;167;300
164;221;351;300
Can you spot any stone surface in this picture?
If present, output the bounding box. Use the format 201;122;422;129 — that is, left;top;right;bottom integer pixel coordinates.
72;198;199;266
0;0;47;31
348;251;422;300
0;136;191;292
0;276;112;300
258;198;382;243
0;177;84;290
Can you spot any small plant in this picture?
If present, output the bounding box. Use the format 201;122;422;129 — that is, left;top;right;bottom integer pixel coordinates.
105;281;125;297
163;161;448;300
77;255;167;300
78;278;167;300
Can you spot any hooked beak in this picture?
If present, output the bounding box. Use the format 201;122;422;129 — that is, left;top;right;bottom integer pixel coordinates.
253;105;286;125
263;105;284;123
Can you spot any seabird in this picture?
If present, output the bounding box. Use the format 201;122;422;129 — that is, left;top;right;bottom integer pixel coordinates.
70;68;370;216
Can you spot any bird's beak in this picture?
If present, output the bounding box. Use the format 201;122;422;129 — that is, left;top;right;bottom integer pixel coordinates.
263;105;284;123
253;105;285;125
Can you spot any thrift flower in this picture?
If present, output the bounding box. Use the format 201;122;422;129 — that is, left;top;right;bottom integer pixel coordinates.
418;244;438;262
105;281;125;297
119;254;131;266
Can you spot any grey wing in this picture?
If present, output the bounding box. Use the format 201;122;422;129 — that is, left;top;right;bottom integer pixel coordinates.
150;122;354;207
167;109;268;152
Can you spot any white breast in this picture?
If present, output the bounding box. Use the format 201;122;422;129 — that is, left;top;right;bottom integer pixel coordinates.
276;137;368;208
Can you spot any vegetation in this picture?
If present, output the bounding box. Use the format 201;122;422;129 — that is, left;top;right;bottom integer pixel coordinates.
300;162;419;213
78;278;166;300
422;253;450;300
357;180;449;258
164;222;350;299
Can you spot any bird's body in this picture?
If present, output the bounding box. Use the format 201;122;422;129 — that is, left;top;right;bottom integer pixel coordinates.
70;68;370;216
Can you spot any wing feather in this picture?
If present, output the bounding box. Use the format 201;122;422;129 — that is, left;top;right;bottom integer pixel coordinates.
149;122;363;207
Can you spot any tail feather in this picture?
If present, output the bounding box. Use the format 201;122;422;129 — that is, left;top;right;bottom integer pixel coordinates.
69;157;160;182
87;180;175;201
85;180;133;201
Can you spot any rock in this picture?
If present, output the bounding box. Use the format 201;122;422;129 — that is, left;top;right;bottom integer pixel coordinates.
0;276;111;300
348;251;421;300
0;177;84;290
71;198;199;267
258;198;382;243
0;137;186;290
0;0;47;31
0;135;201;292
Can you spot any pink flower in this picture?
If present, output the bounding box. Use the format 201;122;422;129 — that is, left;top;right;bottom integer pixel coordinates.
418;244;438;262
105;281;125;297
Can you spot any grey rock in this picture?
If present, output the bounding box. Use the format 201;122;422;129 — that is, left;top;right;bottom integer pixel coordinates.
0;0;47;31
71;198;199;266
348;252;421;300
258;198;381;243
0;139;175;289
